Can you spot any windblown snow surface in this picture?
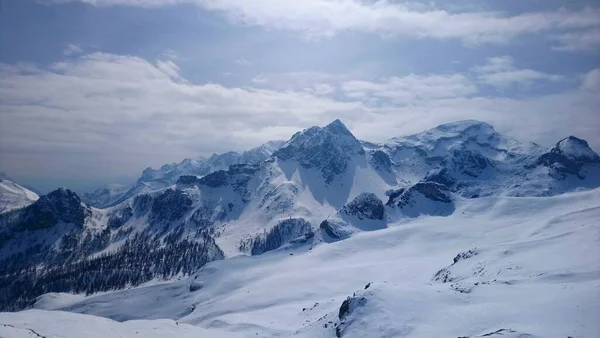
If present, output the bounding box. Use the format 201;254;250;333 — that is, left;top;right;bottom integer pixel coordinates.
2;187;599;337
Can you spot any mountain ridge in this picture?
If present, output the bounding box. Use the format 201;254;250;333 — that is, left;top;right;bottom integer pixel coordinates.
1;119;599;311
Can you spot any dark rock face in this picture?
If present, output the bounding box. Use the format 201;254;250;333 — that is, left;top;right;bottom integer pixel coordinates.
536;136;600;179
338;298;351;319
411;182;453;203
198;164;259;200
447;149;490;178
385;188;405;206
248;218;312;255
389;182;452;207
275;120;365;183
341;193;385;221
177;175;200;185
198;170;228;187
5;188;89;233
423;149;490;190
319;220;341;239
336;294;368;337
108;206;133;229
423;167;455;187
370;150;393;172
151;189;193;223
132;194;153;216
189;280;204;292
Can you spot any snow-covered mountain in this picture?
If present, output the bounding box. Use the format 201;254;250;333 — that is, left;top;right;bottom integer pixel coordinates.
371;120;600;197
0;178;39;213
3;187;599;338
1;119;599;329
81;140;285;208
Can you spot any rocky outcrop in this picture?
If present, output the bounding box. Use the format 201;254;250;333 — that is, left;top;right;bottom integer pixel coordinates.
151;189;193;223
341;193;385;221
387;182;455;217
1;188;90;234
535;136;600;179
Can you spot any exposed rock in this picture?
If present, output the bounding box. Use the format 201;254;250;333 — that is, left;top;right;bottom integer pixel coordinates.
107;206;133;229
151;189;193;223
341;193;385;221
274;119;365;183
176;175;200;185
536;136;600;179
2;188;90;233
370;150;393;172
319;219;352;241
189;280;204;292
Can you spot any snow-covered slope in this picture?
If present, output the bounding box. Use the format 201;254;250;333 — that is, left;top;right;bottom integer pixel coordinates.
9;187;598;338
0;310;236;338
0;178;39;213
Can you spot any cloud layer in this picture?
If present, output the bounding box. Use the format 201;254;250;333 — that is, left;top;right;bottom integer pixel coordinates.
45;0;600;46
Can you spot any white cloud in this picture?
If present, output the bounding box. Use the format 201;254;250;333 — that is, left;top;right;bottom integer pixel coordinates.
64;43;83;56
43;0;600;44
473;56;564;88
250;72;351;93
312;83;336;96
341;74;478;102
580;68;600;91
156;59;185;82
551;29;600;52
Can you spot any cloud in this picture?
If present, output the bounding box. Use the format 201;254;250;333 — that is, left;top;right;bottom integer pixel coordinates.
43;0;600;44
580;68;600;91
0;53;365;187
251;71;349;91
551;29;600;52
473;56;564;88
156;59;185;82
64;43;83;56
310;83;336;96
341;74;478;102
1;53;598;191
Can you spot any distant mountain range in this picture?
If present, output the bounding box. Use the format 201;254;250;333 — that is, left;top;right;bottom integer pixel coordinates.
1;119;599;311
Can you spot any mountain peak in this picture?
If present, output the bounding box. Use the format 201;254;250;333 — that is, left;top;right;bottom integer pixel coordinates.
47;187;81;203
536;135;600;177
324;119;352;135
275;120;364;183
549;136;600;162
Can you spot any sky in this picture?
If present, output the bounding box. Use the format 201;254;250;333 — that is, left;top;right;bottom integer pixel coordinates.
0;0;599;193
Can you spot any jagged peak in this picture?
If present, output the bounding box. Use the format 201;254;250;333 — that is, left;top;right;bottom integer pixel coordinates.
46;187;81;201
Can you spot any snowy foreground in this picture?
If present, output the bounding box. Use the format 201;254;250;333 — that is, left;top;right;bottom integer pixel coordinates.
2;188;600;337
